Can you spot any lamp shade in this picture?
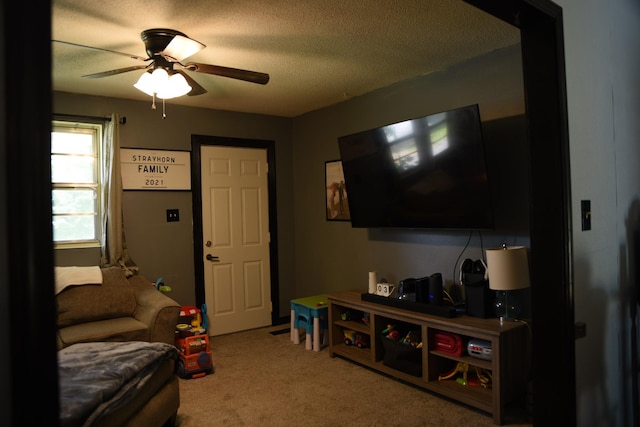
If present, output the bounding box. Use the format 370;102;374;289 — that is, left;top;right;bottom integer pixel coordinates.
486;245;530;291
157;73;192;99
133;71;155;96
133;68;192;99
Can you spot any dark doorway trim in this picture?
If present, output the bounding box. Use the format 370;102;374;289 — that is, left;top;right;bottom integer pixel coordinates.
466;0;575;425
191;134;281;327
2;0;60;424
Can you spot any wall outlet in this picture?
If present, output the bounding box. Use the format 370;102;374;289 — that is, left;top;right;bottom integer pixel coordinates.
166;209;180;222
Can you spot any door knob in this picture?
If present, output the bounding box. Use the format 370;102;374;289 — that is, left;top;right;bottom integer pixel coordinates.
206;254;219;262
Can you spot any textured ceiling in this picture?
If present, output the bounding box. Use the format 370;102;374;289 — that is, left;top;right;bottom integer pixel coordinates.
52;0;520;118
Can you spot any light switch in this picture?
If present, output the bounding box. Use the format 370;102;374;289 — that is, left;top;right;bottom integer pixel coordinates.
581;200;591;231
575;321;586;339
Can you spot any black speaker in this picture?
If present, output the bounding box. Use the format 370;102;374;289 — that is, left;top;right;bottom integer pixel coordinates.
398;278;417;301
463;272;494;318
428;273;443;305
415;277;430;303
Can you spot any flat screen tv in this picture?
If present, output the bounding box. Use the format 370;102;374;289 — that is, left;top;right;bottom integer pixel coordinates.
337;104;494;230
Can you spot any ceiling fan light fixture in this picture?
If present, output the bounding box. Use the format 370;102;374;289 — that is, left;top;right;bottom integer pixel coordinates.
133;68;192;99
150;68;169;86
133;71;155;96
157;73;192;99
162;34;205;61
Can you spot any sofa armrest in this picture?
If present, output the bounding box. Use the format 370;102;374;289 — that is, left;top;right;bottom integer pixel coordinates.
128;275;181;345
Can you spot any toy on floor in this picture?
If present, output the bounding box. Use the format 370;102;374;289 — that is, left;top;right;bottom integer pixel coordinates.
174;306;213;379
175;333;213;379
179;305;204;332
201;303;208;330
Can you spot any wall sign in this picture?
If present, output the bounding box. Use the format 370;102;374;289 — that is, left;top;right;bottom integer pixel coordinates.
120;148;191;190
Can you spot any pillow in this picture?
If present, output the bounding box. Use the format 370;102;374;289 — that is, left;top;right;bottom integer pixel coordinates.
55;266;102;295
57;267;137;327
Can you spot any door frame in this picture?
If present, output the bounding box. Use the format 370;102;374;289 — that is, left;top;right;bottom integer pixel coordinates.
191;134;281;327
466;0;575;425
19;0;581;424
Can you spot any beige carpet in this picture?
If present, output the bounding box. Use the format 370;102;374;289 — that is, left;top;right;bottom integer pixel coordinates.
175;326;532;427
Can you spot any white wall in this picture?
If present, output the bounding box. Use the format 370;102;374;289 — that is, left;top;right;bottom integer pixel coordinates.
557;0;640;425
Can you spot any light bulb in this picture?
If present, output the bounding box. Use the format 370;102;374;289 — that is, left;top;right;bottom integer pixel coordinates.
133;71;155;96
134;68;191;101
157;73;192;99
150;68;169;89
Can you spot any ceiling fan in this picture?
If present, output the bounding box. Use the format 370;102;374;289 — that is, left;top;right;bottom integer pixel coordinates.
53;28;270;99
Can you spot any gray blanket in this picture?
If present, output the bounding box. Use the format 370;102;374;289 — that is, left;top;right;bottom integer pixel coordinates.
58;341;178;427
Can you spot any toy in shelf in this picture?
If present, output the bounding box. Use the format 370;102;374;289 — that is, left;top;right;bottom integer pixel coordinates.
342;329;369;348
361;312;370;326
381;324;400;341
341;311;370;326
439;362;469;384
382;325;423;349
438;362;492;388
475;367;492;388
399;330;422;348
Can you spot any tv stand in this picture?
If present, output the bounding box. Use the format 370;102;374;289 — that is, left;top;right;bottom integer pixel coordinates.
327;290;529;425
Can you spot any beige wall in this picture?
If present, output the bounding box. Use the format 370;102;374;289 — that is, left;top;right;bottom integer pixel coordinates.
53;93;295;311
290;44;528;299
54;43;527;318
45;2;640;424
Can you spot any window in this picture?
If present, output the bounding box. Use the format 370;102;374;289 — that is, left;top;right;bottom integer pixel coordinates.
51;120;102;247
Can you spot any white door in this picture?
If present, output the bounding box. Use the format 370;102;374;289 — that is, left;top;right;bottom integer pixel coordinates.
200;145;272;336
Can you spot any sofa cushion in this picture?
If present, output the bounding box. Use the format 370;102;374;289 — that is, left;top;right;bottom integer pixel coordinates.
58;317;150;348
57;266;137;327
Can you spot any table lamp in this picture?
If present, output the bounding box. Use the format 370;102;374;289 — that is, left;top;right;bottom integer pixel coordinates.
486;244;530;322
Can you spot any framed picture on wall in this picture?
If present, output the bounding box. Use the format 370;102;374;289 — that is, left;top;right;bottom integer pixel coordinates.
120;148;191;190
325;160;350;221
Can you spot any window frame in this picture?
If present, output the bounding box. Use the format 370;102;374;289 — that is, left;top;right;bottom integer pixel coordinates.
51;119;103;249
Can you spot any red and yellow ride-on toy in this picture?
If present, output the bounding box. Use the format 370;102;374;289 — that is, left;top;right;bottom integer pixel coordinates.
174;305;213;379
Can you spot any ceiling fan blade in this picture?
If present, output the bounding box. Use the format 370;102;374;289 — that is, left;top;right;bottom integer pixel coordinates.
183;62;270;85
52;40;148;62
82;65;150;79
176;70;207;96
162;35;205;62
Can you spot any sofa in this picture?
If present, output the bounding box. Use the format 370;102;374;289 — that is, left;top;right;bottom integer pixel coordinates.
56;266;181;349
56;266;182;427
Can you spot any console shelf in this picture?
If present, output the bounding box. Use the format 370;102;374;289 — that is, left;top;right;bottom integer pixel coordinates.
327;290;529;425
